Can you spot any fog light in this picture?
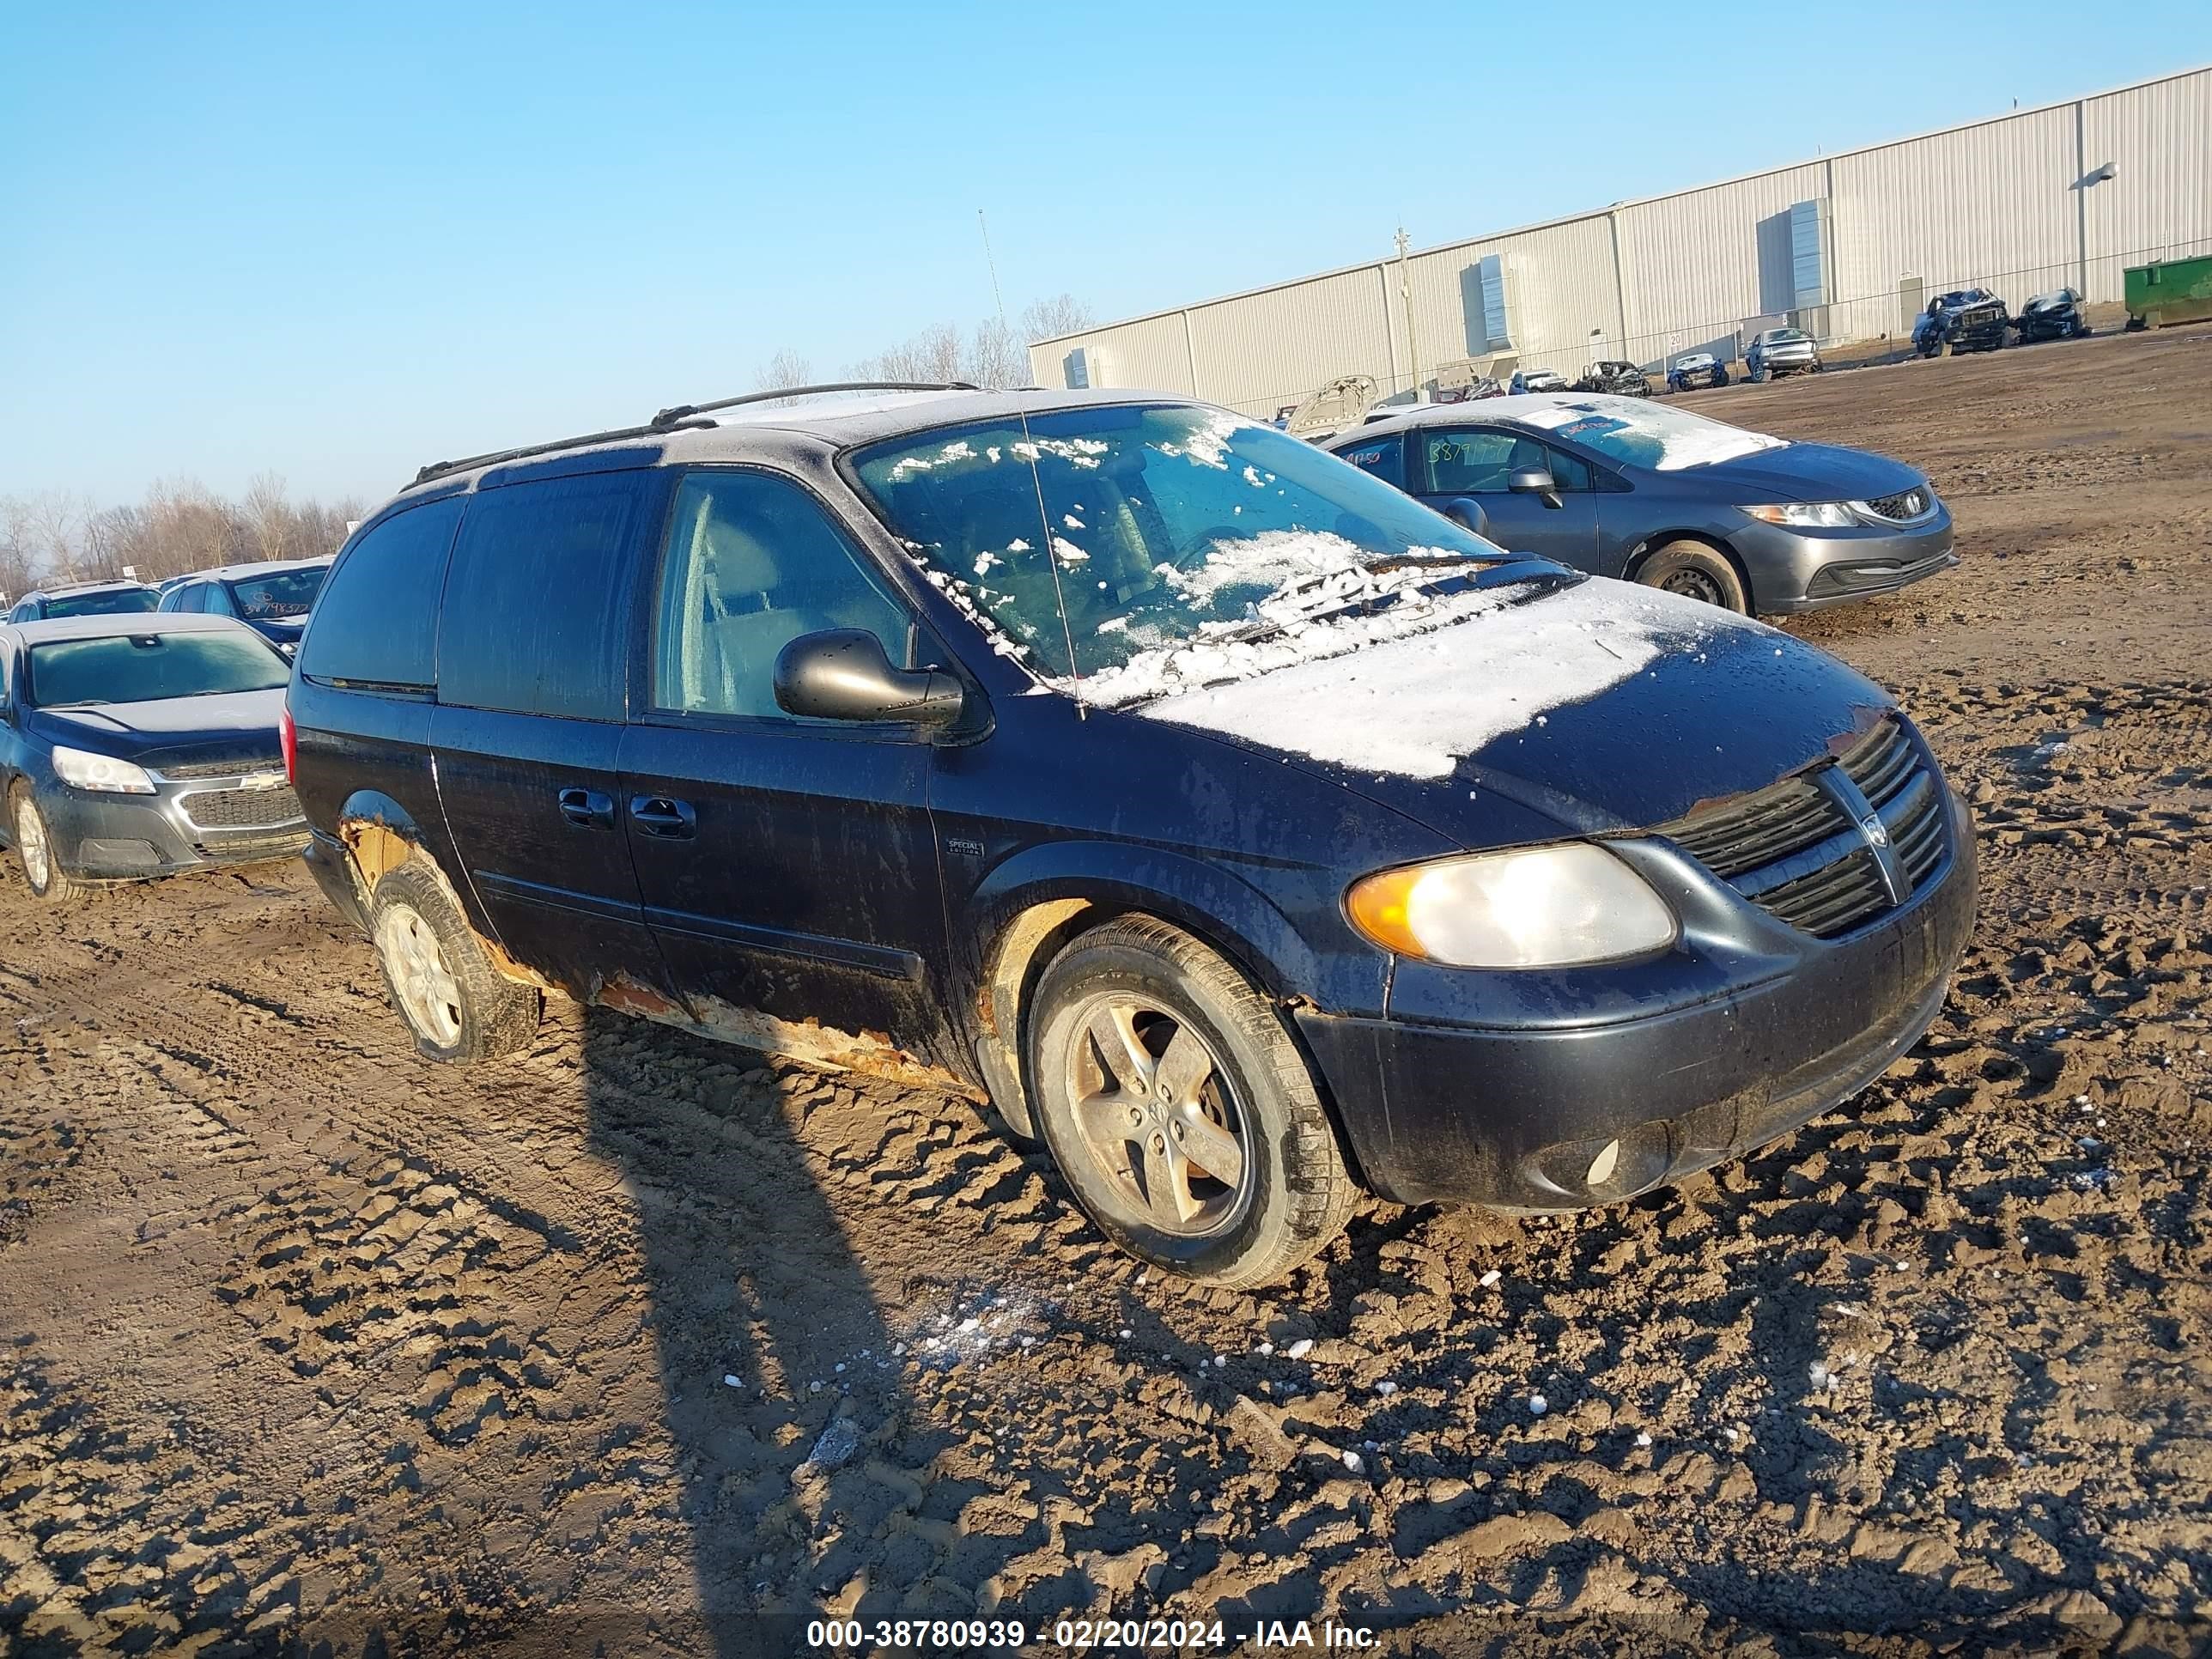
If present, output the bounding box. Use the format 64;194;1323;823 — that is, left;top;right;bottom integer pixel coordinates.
1526;1120;1673;1202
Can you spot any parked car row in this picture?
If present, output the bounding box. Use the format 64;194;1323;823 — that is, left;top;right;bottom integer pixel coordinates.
5;385;1975;1291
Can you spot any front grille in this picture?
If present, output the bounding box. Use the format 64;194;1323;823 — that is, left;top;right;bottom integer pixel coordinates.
159;755;283;781
1861;487;1930;522
181;785;302;830
1661;719;1949;939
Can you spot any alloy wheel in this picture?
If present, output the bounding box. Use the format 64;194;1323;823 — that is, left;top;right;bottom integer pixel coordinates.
15;799;50;891
1063;996;1252;1237
376;902;465;1046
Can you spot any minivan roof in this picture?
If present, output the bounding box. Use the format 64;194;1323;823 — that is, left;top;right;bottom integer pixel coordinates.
392;386;1197;503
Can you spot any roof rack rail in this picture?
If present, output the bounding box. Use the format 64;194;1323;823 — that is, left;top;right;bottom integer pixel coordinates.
649;380;979;427
411;416;715;487
410;382;985;488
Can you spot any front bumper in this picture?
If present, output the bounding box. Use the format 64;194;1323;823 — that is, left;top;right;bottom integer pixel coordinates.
36;773;308;882
1736;506;1958;614
1297;787;1978;1210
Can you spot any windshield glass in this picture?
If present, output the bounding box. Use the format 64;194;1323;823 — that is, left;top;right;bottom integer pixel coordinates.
228;565;328;619
850;404;1505;691
1765;330;1808;343
1510;396;1788;471
43;587;159;619
28;630;289;708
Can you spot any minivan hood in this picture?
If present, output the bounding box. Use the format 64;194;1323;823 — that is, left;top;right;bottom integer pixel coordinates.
27;689;289;769
1690;440;1922;504
1137;577;1892;839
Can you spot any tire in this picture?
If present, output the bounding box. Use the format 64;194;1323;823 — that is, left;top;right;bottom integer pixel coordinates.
1636;540;1748;613
9;783;76;902
368;856;541;1062
1748;364;1769;384
1713;368;1729;388
1026;915;1357;1286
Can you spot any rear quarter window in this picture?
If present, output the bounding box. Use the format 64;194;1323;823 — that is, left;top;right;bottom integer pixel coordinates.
297;497;465;690
435;471;650;720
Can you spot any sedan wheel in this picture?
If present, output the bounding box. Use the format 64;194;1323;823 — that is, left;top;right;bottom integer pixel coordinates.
1636;540;1748;614
10;787;75;902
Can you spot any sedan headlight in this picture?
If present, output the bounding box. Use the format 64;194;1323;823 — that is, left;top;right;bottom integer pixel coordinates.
50;745;156;794
1744;501;1856;527
1346;844;1677;969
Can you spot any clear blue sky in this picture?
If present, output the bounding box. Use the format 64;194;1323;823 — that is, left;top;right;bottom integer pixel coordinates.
2;3;2202;506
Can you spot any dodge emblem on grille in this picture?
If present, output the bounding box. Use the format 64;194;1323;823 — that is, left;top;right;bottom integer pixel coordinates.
1860;815;1891;849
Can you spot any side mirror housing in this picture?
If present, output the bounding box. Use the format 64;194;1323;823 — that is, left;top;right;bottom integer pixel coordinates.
1508;467;1563;508
1441;496;1490;538
774;629;964;728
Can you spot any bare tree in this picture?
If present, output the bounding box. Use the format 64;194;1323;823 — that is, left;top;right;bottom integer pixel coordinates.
0;497;37;600
755;349;813;390
1018;293;1094;342
18;491;88;584
244;472;294;563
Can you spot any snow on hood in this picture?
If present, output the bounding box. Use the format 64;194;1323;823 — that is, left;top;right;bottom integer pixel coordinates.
1134;578;1747;780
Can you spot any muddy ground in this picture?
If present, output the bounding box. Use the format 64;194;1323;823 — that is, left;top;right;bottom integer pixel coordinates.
3;326;2209;1658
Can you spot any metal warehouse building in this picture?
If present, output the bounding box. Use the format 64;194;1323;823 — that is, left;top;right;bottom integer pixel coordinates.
1028;64;2212;417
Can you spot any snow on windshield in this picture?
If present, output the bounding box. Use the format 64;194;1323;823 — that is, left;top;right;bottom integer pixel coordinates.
1139;579;1741;779
1513;396;1786;471
851;404;1508;687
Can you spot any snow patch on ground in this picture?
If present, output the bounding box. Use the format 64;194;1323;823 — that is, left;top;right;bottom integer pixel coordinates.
1136;580;1736;778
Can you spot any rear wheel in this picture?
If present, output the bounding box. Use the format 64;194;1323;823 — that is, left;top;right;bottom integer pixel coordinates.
368;857;541;1062
1027;916;1356;1286
1637;540;1747;613
9;784;76;902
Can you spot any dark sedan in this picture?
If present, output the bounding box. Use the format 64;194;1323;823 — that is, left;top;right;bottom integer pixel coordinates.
1326;393;1956;615
7;580;161;623
155;556;334;651
0;614;307;900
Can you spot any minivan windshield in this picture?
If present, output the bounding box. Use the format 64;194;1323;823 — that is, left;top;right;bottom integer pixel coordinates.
228;565;328;619
43;587;160;619
28;630;290;708
1509;397;1790;472
851;404;1505;689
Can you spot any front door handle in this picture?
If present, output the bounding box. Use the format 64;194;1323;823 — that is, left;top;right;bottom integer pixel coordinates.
557;786;616;828
629;794;696;839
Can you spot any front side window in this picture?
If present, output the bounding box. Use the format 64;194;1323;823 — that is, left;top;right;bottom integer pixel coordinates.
438;472;647;720
652;471;914;720
27;630;289;708
851;404;1501;684
201;583;239;617
229;566;327;619
1421;428;1525;494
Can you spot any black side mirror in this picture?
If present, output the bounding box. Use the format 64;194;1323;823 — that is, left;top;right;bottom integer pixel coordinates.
1508;467;1563;509
1441;496;1490;538
774;629;964;727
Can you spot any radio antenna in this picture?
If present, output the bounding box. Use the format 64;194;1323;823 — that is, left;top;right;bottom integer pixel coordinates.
981;207;1085;716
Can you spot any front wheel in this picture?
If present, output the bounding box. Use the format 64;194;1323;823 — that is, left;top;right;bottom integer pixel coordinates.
1637;541;1748;613
1027;916;1357;1286
1748;364;1769;384
368;857;542;1062
9;784;76;902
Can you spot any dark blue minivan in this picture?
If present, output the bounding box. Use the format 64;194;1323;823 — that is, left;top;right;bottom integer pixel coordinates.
288;386;1974;1285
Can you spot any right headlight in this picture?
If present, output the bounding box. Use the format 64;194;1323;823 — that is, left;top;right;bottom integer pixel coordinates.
1745;501;1856;528
1346;844;1678;969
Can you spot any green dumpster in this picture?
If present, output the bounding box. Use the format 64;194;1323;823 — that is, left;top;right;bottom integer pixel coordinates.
2124;255;2212;329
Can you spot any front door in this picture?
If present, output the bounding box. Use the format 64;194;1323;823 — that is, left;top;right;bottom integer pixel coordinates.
428;467;676;1003
618;468;952;1069
1413;424;1601;570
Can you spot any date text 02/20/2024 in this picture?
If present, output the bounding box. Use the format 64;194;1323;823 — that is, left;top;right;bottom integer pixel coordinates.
804;1618;1380;1650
